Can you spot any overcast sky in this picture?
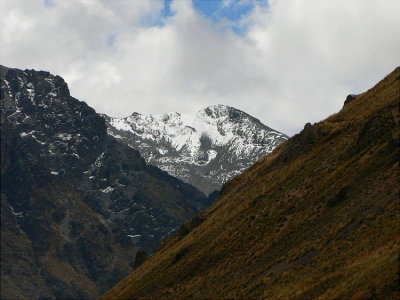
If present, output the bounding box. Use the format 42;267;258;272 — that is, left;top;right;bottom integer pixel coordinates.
1;0;399;135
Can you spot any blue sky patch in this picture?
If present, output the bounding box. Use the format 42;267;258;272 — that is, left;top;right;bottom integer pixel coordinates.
142;0;268;34
107;34;117;47
162;0;175;18
43;0;55;8
192;0;268;34
140;0;175;27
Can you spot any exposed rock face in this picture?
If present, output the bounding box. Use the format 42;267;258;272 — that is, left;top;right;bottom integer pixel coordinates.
0;65;211;299
101;68;400;300
1;117;136;299
344;94;357;106
103;105;288;195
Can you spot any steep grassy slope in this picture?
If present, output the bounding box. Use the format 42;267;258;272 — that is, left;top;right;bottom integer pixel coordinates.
101;67;400;299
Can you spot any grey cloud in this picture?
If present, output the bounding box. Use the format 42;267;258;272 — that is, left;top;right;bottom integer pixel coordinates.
1;0;399;135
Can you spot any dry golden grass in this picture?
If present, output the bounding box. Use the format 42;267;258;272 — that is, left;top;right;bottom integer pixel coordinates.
101;67;400;300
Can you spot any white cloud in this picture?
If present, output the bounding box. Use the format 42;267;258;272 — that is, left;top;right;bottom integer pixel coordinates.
1;0;399;135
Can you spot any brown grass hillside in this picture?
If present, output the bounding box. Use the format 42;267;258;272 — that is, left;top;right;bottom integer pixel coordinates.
101;67;400;300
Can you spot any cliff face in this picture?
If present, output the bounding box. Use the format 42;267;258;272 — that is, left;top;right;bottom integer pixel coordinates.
101;67;400;300
0;65;211;299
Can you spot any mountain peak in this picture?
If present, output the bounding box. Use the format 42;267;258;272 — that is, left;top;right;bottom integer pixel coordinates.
104;105;288;194
125;105;251;127
203;103;231;113
201;104;240;119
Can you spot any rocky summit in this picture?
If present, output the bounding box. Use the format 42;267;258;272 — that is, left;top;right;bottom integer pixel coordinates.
0;65;212;299
103;105;288;195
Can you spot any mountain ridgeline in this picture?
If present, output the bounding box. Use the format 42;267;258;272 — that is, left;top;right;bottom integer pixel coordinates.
101;68;400;299
103;105;287;195
0;65;212;299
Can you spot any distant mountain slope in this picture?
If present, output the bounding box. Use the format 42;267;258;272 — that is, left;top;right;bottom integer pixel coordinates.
103;105;287;195
0;65;211;299
101;67;400;300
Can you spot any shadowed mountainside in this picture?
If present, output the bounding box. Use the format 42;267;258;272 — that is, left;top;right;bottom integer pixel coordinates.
0;65;212;299
1;117;138;299
101;67;400;299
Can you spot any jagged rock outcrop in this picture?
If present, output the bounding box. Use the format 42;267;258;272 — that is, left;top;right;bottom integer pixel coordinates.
344;94;357;106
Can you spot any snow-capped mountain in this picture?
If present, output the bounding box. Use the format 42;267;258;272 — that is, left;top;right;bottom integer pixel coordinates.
103;105;288;195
